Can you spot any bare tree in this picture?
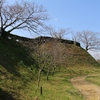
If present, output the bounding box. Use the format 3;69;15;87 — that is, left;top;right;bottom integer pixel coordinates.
46;26;71;39
0;0;48;38
72;32;80;45
33;41;51;87
33;43;45;87
76;30;100;51
42;39;67;78
33;37;67;86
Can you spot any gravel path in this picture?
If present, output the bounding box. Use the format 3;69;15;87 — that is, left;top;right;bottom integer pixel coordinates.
71;76;100;100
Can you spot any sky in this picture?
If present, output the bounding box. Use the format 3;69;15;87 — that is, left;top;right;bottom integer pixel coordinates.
6;0;100;37
35;0;100;32
39;0;100;31
5;0;100;59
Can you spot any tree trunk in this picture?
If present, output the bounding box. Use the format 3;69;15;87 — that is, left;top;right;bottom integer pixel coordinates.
86;45;88;51
46;67;50;80
52;64;57;75
52;67;56;76
37;69;42;87
1;28;9;38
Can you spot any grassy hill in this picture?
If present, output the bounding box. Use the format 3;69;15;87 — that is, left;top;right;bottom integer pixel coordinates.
0;36;100;100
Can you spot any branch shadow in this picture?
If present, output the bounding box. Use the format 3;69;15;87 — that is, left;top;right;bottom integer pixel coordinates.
0;37;39;99
0;36;39;90
0;37;37;76
0;88;16;100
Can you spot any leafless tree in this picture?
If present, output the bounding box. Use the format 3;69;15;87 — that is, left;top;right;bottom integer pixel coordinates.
33;41;50;87
46;26;71;39
33;43;45;87
72;32;80;45
0;0;48;37
76;30;100;51
48;40;67;75
33;37;67;86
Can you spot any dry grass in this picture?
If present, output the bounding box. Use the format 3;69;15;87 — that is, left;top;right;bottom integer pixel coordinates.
0;37;100;100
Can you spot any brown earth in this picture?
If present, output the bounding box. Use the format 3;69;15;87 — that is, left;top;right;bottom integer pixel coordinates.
71;76;100;100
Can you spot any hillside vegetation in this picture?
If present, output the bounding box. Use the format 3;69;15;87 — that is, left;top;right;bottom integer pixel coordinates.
0;36;100;100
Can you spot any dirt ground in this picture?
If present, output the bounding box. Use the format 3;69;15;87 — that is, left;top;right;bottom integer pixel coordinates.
71;76;100;100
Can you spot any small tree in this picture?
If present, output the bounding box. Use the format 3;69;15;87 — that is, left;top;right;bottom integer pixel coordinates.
33;43;45;87
0;0;48;37
76;30;100;51
46;26;71;39
33;41;51;87
72;32;80;45
42;39;68;76
33;37;67;86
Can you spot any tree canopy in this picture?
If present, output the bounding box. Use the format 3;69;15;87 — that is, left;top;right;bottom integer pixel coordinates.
76;30;100;51
0;0;48;37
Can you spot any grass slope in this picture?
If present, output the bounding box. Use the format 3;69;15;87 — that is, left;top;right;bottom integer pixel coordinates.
0;36;100;100
40;41;99;67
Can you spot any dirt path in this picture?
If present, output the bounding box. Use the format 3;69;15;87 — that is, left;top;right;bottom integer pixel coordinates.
71;76;100;100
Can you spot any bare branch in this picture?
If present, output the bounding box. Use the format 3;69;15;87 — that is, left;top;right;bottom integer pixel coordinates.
0;0;48;37
76;30;100;51
45;26;71;39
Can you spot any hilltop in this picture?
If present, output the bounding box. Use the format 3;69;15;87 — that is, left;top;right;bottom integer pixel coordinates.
8;35;98;67
0;35;100;100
